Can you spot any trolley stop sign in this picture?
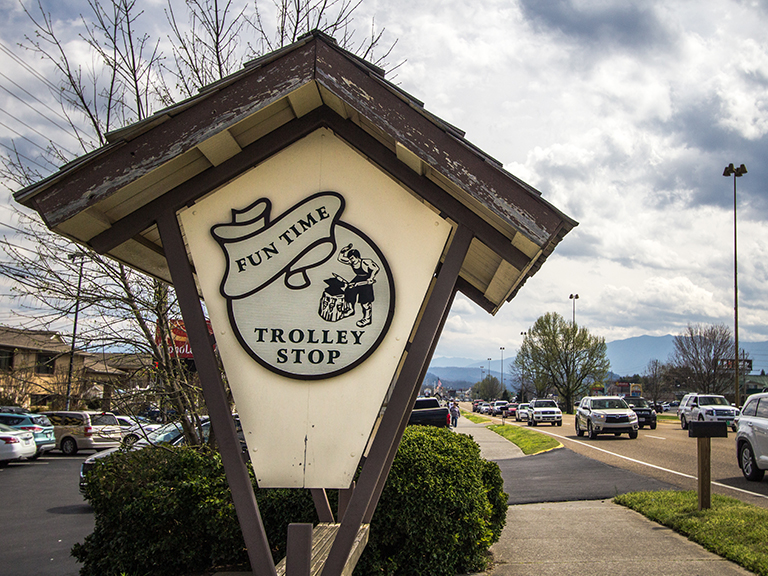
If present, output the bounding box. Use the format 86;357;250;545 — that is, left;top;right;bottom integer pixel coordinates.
210;191;394;380
180;130;452;488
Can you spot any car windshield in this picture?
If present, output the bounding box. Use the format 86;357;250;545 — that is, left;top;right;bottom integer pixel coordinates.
626;398;648;408
146;421;184;444
592;398;628;410
699;396;728;406
535;400;557;408
0;423;18;432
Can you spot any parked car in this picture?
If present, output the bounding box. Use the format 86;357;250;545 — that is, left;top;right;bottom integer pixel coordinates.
575;396;638;439
79;416;245;492
472;400;483;413
502;403;518;418
407;397;451;428
0;423;37;466
623;397;657;430
735;392;768;481
527;398;563;426
0;412;56;458
478;402;492;415
677;393;739;432
515;403;530;421
42;410;123;455
491;400;508;416
115;415;163;445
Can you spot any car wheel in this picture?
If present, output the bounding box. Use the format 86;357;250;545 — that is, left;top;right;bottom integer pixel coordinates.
681;415;688;430
732;425;738;433
557;421;562;426
638;424;644;429
29;451;41;460
575;419;584;437
740;443;765;481
698;415;704;421
650;422;657;430
122;434;139;446
629;430;638;439
60;437;78;456
588;421;598;440
551;422;557;426
531;419;537;426
527;419;532;426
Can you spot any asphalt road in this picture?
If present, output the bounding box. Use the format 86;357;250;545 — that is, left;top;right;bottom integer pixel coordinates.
486;411;768;509
5;413;768;576
0;453;93;576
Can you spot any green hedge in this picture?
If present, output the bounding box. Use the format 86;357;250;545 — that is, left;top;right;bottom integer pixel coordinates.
73;426;507;576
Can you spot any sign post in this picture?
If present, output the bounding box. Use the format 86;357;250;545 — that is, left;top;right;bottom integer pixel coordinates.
688;421;728;510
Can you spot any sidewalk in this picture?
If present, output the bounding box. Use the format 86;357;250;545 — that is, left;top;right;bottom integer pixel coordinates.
455;415;755;576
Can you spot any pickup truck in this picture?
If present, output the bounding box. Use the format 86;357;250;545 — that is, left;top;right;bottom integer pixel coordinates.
407;397;451;428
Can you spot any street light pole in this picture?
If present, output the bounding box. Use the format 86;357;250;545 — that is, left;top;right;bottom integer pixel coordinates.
66;252;87;410
569;293;579;325
500;347;505;391
723;163;746;407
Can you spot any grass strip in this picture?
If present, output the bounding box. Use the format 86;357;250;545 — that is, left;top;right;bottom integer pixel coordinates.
657;414;679;421
614;490;768;576
461;410;491;424
487;423;562;455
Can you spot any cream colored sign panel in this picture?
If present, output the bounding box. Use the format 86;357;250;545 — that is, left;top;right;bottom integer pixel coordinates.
180;129;452;488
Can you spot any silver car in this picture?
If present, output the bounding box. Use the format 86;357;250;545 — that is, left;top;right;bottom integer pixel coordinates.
735;392;768;481
576;396;638;439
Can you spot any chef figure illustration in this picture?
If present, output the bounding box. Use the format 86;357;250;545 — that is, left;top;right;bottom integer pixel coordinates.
337;243;379;327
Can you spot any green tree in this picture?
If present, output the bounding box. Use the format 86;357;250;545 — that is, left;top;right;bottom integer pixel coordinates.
471;375;503;401
514;312;610;413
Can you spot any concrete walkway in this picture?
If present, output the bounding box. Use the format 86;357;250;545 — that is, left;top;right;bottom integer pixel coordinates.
455;415;755;576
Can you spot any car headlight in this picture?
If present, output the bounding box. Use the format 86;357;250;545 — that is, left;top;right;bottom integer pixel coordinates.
705;409;714;416
628;412;638;421
593;413;606;421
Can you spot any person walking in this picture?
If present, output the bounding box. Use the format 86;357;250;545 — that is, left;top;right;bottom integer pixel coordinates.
450;402;460;427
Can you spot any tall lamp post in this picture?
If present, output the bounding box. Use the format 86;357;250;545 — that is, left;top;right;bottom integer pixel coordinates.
569;293;579;325
66;251;87;410
500;347;505;391
723;163;747;407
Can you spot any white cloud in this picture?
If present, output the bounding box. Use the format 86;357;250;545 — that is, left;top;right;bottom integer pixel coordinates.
2;0;768;368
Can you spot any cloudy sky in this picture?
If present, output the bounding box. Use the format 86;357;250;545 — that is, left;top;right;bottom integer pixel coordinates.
1;0;767;369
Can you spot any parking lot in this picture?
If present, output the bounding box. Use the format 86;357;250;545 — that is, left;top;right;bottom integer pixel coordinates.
0;453;93;576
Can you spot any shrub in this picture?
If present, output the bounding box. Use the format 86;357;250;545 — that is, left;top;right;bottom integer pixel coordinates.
74;427;506;576
354;426;507;576
73;447;317;575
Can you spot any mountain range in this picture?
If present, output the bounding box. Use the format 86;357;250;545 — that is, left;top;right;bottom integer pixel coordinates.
427;334;768;388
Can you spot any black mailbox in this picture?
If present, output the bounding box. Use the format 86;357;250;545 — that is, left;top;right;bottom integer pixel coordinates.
688;421;728;438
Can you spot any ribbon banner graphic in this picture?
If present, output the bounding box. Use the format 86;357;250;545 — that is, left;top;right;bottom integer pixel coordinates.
212;192;344;298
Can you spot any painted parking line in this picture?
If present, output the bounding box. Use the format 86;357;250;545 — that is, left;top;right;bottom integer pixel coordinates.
645;435;666;440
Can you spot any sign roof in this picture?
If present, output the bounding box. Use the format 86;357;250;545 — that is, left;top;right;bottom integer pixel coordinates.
15;30;576;315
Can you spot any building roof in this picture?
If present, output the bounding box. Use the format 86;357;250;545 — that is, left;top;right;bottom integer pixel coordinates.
0;326;71;354
14;31;576;315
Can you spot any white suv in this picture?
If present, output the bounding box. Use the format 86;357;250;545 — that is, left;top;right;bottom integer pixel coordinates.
735;392;768;481
677;393;739;432
527;399;562;426
576;396;638;439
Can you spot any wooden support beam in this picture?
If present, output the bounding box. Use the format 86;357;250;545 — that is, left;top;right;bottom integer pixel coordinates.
156;210;277;576
311;489;335;523
321;224;473;576
286;524;313;576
